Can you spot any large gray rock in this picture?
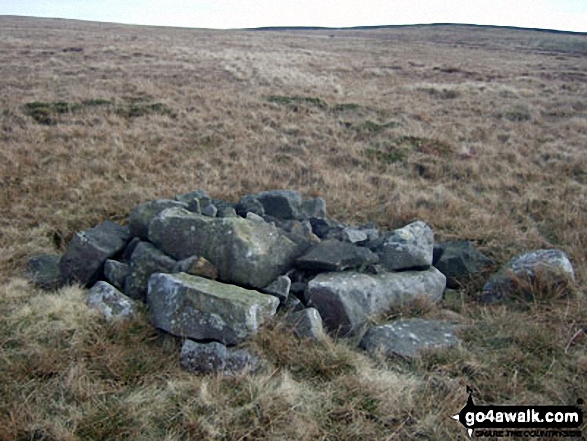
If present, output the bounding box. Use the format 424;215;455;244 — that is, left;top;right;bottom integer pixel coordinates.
180;340;260;374
128;199;187;241
378;221;434;271
87;281;137;321
482;249;575;303
256;190;302;220
59;221;130;286
306;267;446;336
27;254;63;290
148;207;299;288
295;239;378;272
285;308;325;340
434;241;494;288
147;273;279;345
359;318;460;359
124;242;177;301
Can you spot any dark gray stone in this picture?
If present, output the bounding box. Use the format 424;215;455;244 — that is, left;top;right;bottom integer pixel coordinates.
359;319;460;359
87;281;137;321
309;217;344;240
147;273;279;345
262;275;291;304
120;237;141;263
306;268;446;336
217;207;237;218
301;197;326;218
103;259;129;291
236;194;265;217
434;241;494;288
256;190;302;220
283;293;305;312
199;197;218;217
482;249;575;303
27;254;63;290
175;189;209;205
285;308;325;340
129;199;187;240
180;340;260;375
295;239;378;272
59;221;130;287
124;242;177;301
378;221;434;271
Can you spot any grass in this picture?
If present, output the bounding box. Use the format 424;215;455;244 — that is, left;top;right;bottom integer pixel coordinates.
0;16;586;440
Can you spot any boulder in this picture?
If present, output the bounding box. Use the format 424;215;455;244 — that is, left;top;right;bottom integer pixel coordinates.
301;197;326;218
128;199;187;240
235;194;265;217
305;267;446;336
262;275;291;304
59;221;130;286
256;190;302;220
174;256;218;280
147;273;279;345
295;239;378;272
482;249;575;303
434;241;494;288
27;254;63;290
87;281;137;321
103;259;129;291
309;217;344;240
377;221;434;271
359;318;460;359
285;308;325;340
180;340;260;374
124;242;177;301
148;207;300;288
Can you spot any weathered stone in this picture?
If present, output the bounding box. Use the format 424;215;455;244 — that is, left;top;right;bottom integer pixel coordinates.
283;293;305;312
128;199;187;240
180;340;260;374
148;207;299;288
125;242;176;301
309;217;344;240
246;212;265;223
120;237;141;262
218;207;237;218
434;241;494;288
341;228;368;245
296;239;378;272
301;197;326;218
285;308;325;340
200;197;218;217
87;281;137;321
306;267;446;336
236;194;265;217
256;190;302;220
104;259;129;291
262;275;291;304
482;249;575;303
147;273;279;345
378;221;434;271
359;319;460;359
186;198;201;214
59;221;130;287
280;220;320;256
27;254;63;290
175;189;209;205
174;255;218;280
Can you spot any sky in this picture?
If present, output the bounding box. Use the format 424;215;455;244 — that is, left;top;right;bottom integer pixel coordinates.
1;0;586;33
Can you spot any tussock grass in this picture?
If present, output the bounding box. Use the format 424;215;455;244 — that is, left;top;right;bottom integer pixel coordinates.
0;16;586;439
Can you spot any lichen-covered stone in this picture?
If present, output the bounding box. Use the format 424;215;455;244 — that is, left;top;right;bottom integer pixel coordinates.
128;199;187;240
377;221;434;271
124;242;176;301
87;281;137;321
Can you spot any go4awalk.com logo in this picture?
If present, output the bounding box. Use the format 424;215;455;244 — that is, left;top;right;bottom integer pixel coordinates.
452;387;584;438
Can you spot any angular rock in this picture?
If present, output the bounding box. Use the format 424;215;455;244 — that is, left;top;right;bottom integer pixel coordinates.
27;254;63;290
482;249;575;303
280;220;320;256
341;228;368;245
301;197;326;218
200;197;218;217
296;239;378;272
128;199;187;240
175;189;209;205
262;275;291;304
235;194;265;217
87;281;137;321
174;256;218;280
309;217;344;240
246;212;265;223
434;241;494;288
120;237;141;263
378;221;434;271
180;340;260;374
283;293;305;312
256;190;302;220
359;318;460;359
104;259;129;291
147;273;279;345
306;267;446;336
285;308;325;340
59;221;130;286
125;242;177;301
148;207;299;288
218;207;237;218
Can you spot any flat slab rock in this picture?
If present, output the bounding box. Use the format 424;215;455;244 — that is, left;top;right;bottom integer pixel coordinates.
296;239;378;272
147;272;279;345
180;340;260;375
359;318;460;359
306;267;446;336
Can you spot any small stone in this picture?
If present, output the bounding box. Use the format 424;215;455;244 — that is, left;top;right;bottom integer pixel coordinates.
262;275;291;304
341;228;368;244
27;254;63;290
180;340;260;375
87;281;137;321
236;194;265;217
295;239;378;272
285;308;325;340
301;197;326;218
246;212;265;223
174;255;218;280
104;259;129;291
434;241;494;288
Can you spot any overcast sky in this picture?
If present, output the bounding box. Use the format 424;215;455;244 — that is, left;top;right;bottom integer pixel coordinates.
1;0;586;32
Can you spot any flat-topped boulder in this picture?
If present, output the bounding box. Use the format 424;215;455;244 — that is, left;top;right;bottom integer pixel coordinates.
147;273;279;345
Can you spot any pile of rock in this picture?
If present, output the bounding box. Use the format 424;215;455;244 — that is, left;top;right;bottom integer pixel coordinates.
27;189;576;373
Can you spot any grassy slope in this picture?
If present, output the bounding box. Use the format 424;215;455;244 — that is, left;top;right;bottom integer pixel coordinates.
0;17;586;440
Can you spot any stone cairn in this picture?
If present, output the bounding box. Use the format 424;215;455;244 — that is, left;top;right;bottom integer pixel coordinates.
27;190;575;374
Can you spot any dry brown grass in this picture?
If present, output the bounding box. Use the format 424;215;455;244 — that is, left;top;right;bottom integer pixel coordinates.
0;16;586;439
